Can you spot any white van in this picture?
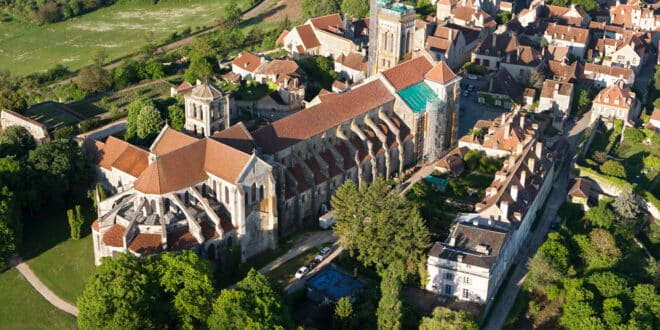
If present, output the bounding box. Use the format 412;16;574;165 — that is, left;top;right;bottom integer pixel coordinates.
318;210;336;229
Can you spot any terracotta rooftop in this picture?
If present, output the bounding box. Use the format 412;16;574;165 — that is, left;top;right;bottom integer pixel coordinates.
232;51;264;73
102;224;126;247
547;60;581;81
424;61;457;84
295;25;321;49
308;13;343;33
336;52;368;72
381;56;433;91
568;177;592;199
201;221;219;241
128;233;163;255
252;79;394;154
174;81;194;93
593;81;636;109
474;34;518;57
150;127;199;156
276;29;289;45
211;122;255;154
98;136;149;178
167;229;199;251
541;79;574;98
545;23;589;44
584;63;633;81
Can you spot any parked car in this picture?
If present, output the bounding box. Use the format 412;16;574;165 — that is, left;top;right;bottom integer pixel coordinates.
319;247;332;256
467;74;478;80
295;266;309;279
308;259;319;269
461;91;470;97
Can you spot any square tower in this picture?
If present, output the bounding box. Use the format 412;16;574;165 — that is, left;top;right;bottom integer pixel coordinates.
369;0;416;74
183;82;231;137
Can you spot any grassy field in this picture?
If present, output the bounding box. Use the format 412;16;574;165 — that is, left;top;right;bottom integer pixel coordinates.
21;203;98;305
0;269;77;329
0;0;250;75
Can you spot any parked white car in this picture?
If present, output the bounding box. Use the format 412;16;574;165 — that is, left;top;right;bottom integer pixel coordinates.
467;74;478;80
295;266;309;279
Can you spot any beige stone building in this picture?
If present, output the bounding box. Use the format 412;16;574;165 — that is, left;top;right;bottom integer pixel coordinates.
538;79;574;129
543;23;590;59
0;109;50;144
92;126;278;265
591;80;640;123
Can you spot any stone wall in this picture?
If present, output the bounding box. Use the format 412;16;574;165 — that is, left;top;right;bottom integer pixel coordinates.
0;109;50;144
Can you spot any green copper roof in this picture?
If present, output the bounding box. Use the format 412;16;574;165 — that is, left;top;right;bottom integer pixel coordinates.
398;82;438;113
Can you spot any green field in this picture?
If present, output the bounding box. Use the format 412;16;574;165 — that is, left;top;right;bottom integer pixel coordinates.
0;269;77;329
0;0;249;76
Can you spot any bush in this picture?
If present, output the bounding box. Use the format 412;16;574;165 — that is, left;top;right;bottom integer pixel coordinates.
479;156;502;174
624;127;646;143
53;126;75;140
79;118;105;133
463;150;481;171
600;160;626;178
644;155;660;170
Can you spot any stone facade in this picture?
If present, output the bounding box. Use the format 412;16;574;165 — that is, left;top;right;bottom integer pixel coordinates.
181;82;231;137
0;109;50;144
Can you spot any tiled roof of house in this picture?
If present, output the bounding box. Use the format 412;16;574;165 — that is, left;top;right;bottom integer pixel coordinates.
444;23;481;45
232;51;264;73
593;80;636;109
541;79;574;98
102;224;126;247
128;233;163;255
381;56;433;91
252;79;394;154
425;61;457;84
201;220;220;241
211;122;255;154
98;136;149;178
504;46;542;66
167;229;199;251
651;108;660;122
203;139;252;183
257;59;299;77
546;45;570;61
610;4;636;27
568;177;592;199
545;22;589;44
150;127;199;156
309;13;343;33
174;81;194;93
430;222;508;269
584;63;633;81
474;33;518;57
482;69;523;103
335;52;368;72
295;25;321;49
547;60;581;81
276;29;289;45
426;36;451;53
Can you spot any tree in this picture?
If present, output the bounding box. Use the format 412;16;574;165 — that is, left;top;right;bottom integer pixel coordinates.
539;37;549;49
584;201;616;229
53;126;75;140
0;125;36;158
0;219;16;268
332;178;432;273
156;251;215;329
77;65;111;93
560;279;605;330
466;128;484;140
612;189;640;220
341;0;369;18
577;229;621;271
463;149;482;171
167;104;185;131
0;88;28;113
643;155;660;170
527;232;569;294
600;160;626;178
303;0;341;18
185;56;215;83
419;307;478;330
377;261;405;330
572;0;598;12
573;86;590;116
136;105;164;143
587;272;627;298
208;268;288;329
334;297;354;329
77;253;166;330
624;127;646;143
630;283;660;327
91;49;108;66
592;150;607;164
495;11;512;25
221;0;243;30
66;204;84;240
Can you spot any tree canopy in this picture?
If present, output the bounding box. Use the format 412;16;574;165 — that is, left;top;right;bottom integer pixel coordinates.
0;88;28;113
77;65;112;93
341;0;369;18
0;125;36;158
419;307;478;330
377;261;405;330
584;200;616;229
332;178;431;273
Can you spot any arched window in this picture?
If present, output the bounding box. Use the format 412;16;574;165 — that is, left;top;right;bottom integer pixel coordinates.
150;200;156;215
225;187;230;204
251;183;257;203
244;192;249;206
259;185;264;201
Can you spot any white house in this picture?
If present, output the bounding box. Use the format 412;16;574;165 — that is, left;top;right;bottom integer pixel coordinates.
543;23;590;59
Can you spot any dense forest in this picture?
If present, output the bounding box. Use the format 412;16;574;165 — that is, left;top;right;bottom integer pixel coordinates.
0;0;116;24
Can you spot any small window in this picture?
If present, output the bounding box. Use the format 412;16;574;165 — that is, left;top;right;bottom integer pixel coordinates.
444;272;454;281
259;185;264;200
464;277;471;285
225;187;230;204
462;288;469;299
444;285;453;295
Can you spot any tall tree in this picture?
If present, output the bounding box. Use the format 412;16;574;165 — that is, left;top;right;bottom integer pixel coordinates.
66;204;84;240
332;178;431;273
576;229;621;271
377;261;405;330
584;200;616;229
136;105;164;143
613;189;640;220
419;307;478;330
221;0;243;30
208;269;289;329
167;104;185;131
77;253;166;330
0;88;28;113
0;192;16;268
341;0;369;18
156;251;215;330
334;297;355;330
0;125;36;158
77;65;111;93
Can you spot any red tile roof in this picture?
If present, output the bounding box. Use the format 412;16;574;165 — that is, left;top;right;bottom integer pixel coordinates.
99;136;149;178
211;122;255;154
201;221;219;241
167;229;199;251
568;178;592;199
151;127;199;156
295;25;320;49
425;61;457;84
102;224;126;247
309;13;343;33
335;52;368;72
252;79;394;154
232;51;263;73
382;56;433;91
128;233;163;255
593;82;636;109
276;29;289;45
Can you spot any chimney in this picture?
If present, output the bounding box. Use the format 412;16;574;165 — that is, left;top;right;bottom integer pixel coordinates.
196;79;201;86
449;235;456;246
500;200;509;219
457;254;464;263
520;170;527;188
448;28;453;41
516;141;524;155
500;114;506;125
517;47;521;60
535;141;543;159
554;82;560;94
492;34;497;47
511;184;519;202
504;123;511;139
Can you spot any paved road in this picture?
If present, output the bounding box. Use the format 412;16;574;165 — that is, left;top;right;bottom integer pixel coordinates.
482;112;591;330
284;244;344;293
10;257;79;317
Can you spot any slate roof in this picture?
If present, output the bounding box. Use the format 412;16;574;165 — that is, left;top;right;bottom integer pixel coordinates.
430;222;508;269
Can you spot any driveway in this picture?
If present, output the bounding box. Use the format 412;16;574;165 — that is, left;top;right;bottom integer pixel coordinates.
284;245;344;293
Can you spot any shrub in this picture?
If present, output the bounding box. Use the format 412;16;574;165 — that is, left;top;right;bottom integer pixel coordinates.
79;118;105;133
53;126;75;140
644;155;660;170
600;160;626;178
463;150;481;171
592;151;608;164
624;127;646;143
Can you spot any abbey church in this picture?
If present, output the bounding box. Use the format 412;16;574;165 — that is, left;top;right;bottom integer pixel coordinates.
90;0;461;264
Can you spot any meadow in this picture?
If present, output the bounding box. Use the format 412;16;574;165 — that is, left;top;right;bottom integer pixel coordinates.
0;0;249;76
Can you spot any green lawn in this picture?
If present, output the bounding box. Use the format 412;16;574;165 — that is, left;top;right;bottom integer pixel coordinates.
0;0;249;75
21;203;98;305
0;269;77;329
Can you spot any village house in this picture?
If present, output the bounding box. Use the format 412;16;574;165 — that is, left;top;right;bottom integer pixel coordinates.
458;112;538;158
0;109;50;144
427;112;559;305
253;59;307;110
646;108;660;132
424;23;483;70
471;33;518;71
567;177;593;210
436;0;497;31
477;69;523;110
583;63;635;88
231;51;267;80
547;59;582;83
592;34;647;72
543;23;590;59
91;126;278;265
538;79;574;130
591;79;640;123
335;52;369;82
609;2;660;32
543;4;591;28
